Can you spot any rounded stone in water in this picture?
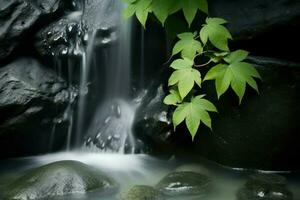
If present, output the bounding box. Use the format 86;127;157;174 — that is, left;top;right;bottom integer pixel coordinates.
3;160;118;200
237;174;293;200
237;187;293;200
155;171;212;197
247;174;288;187
122;185;165;200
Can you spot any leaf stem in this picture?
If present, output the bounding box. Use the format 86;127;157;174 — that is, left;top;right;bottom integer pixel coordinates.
194;59;213;67
163;54;174;65
194;50;215;58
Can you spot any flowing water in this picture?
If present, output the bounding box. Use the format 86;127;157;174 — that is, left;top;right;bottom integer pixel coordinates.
48;0;136;152
0;153;299;200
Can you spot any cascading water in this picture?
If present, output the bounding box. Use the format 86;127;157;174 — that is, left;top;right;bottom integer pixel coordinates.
45;0;138;152
69;0;138;153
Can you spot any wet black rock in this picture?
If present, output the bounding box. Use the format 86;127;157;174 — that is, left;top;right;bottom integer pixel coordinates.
194;57;300;171
84;100;136;153
133;85;173;154
0;0;67;60
237;174;293;200
211;0;300;62
246;174;288;188
122;185;165;200
35;14;87;57
81;0;119;48
0;58;73;158
93;26;118;48
133;77;193;157
175;164;211;176
82;0;119;32
155;171;212;197
3;160;118;200
165;0;300;62
210;0;300;40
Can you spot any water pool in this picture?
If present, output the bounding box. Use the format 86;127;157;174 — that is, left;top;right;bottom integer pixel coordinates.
0;152;299;200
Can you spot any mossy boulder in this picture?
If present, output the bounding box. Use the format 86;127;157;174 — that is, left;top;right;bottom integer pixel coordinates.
156;171;212;197
237;174;293;200
174;164;211;176
3;160;118;200
246;174;288;188
121;185;165;200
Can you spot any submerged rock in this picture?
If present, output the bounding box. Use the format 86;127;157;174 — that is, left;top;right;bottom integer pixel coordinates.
237;174;293;200
246;174;288;188
0;0;66;60
4;160;117;200
155;171;212;197
174;164;211;176
0;58;73;158
121;185;165;200
238;187;293;200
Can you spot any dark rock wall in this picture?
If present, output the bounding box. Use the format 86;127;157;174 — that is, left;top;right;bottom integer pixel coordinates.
134;0;300;171
0;0;128;158
0;0;79;158
0;0;70;61
199;0;300;170
210;0;300;41
212;0;300;62
0;58;71;157
194;57;300;170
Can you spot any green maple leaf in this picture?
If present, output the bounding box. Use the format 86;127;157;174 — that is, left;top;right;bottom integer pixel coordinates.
224;49;249;63
173;95;217;139
164;89;182;105
204;50;261;103
123;0;208;28
168;58;201;99
170;58;194;69
123;0;152;28
151;0;181;25
172;33;203;60
200;18;232;51
181;0;208;27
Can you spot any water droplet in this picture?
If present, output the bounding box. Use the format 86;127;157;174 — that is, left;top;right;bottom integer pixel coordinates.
116;105;121;118
96;132;101;139
83;33;89;42
61;47;68;55
113;134;120;139
105;117;111;124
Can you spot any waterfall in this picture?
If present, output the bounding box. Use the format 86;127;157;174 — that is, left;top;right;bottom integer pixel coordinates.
47;0;141;153
72;0;138;153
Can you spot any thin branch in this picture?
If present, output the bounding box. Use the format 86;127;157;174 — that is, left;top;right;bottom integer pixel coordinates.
163;54;174;65
194;59;213;67
194;50;215;58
